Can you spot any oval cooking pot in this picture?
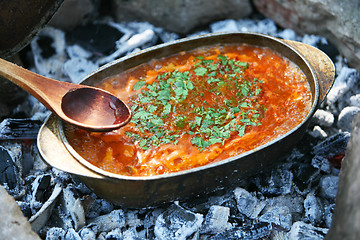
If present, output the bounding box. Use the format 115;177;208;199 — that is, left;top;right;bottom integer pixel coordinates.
38;32;335;208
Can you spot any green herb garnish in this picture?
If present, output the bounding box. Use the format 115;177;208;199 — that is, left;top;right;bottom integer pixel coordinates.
126;54;265;150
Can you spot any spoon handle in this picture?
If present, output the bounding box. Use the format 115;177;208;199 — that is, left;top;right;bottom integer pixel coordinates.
0;58;74;111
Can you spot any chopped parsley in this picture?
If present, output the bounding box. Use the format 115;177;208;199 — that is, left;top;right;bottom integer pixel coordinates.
127;54;265;150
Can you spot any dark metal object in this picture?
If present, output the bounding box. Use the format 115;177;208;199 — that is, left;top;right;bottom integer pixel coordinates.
37;32;335;208
0;0;64;58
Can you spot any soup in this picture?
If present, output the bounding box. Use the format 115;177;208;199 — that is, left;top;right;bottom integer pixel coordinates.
65;44;312;176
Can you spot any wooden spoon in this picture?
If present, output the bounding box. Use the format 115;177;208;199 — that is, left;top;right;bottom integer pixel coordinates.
0;58;132;131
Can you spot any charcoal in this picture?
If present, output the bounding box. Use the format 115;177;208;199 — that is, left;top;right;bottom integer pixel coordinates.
31;174;52;202
233;188;266;219
337;106;360;132
63;57;99;83
326;67;360;113
61;185;85;230
79;227;96;240
311;155;331;173
287;221;328;240
323;203;335;228
30;27;67;80
64;228;82;240
313;37;339;62
291;162;320;194
88;209;126;233
97;228;124;240
252;168;293;196
45;227;66;240
123;228;139;240
182;192;234;213
349;93;360;106
29;184;62;232
36;35;56;59
5;6;358;237
66;44;92;59
304;193;323;225
319;175;338;200
51;168;72;184
97;28;156;65
156;30;179;44
71;177;92;195
66;23;124;55
271;229;288;240
85;197;114;219
154;204;203;240
0;145;21;192
143;209;162;230
266;195;304;222
312;109;334;127
125;210;142;228
308;126;328;139
210;222;272;240
259;205;292;231
17;200;32;218
0;118;42;140
200;205;231;234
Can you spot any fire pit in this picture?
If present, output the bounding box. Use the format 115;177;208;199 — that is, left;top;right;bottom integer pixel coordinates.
37;32;334;208
0;9;358;240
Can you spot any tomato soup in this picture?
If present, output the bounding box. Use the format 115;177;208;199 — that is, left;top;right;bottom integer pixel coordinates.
65;44;312;176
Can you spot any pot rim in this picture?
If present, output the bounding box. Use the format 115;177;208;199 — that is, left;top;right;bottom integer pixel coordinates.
56;32;320;181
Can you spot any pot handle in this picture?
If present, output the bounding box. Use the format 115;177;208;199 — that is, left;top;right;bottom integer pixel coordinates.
281;39;335;104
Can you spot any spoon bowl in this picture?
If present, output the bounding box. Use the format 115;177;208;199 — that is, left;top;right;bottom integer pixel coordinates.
0;58;132;131
61;87;131;130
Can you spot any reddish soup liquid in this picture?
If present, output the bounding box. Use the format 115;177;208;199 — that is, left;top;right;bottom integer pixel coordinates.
65;44;312;176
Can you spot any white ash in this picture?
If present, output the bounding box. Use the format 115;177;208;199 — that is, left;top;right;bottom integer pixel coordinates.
63;58;99;84
337;106;360;132
233;187;266;219
30;27;67;80
200;205;231;234
287;221;328;240
2;14;359;240
308;126;328;139
154;204;203;240
304;193;324;225
319;175;339;200
210;19;239;32
312;155;332;173
258;205;292;231
312;109;335;128
349;93;360;106
87;209;126;234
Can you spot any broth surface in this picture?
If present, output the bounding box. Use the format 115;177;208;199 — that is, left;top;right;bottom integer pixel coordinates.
65;44;312;176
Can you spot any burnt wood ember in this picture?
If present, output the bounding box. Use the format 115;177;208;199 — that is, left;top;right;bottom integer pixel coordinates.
154;204;203;240
211;222;273;240
0;119;42;140
0;144;25;199
0;146;20;190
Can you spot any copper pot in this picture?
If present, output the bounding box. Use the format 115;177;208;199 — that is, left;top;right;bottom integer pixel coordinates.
38;32;335;208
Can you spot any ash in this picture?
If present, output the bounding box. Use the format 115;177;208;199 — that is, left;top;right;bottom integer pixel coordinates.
1;15;359;240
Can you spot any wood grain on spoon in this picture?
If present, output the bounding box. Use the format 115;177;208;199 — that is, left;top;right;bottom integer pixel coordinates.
0;58;132;131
